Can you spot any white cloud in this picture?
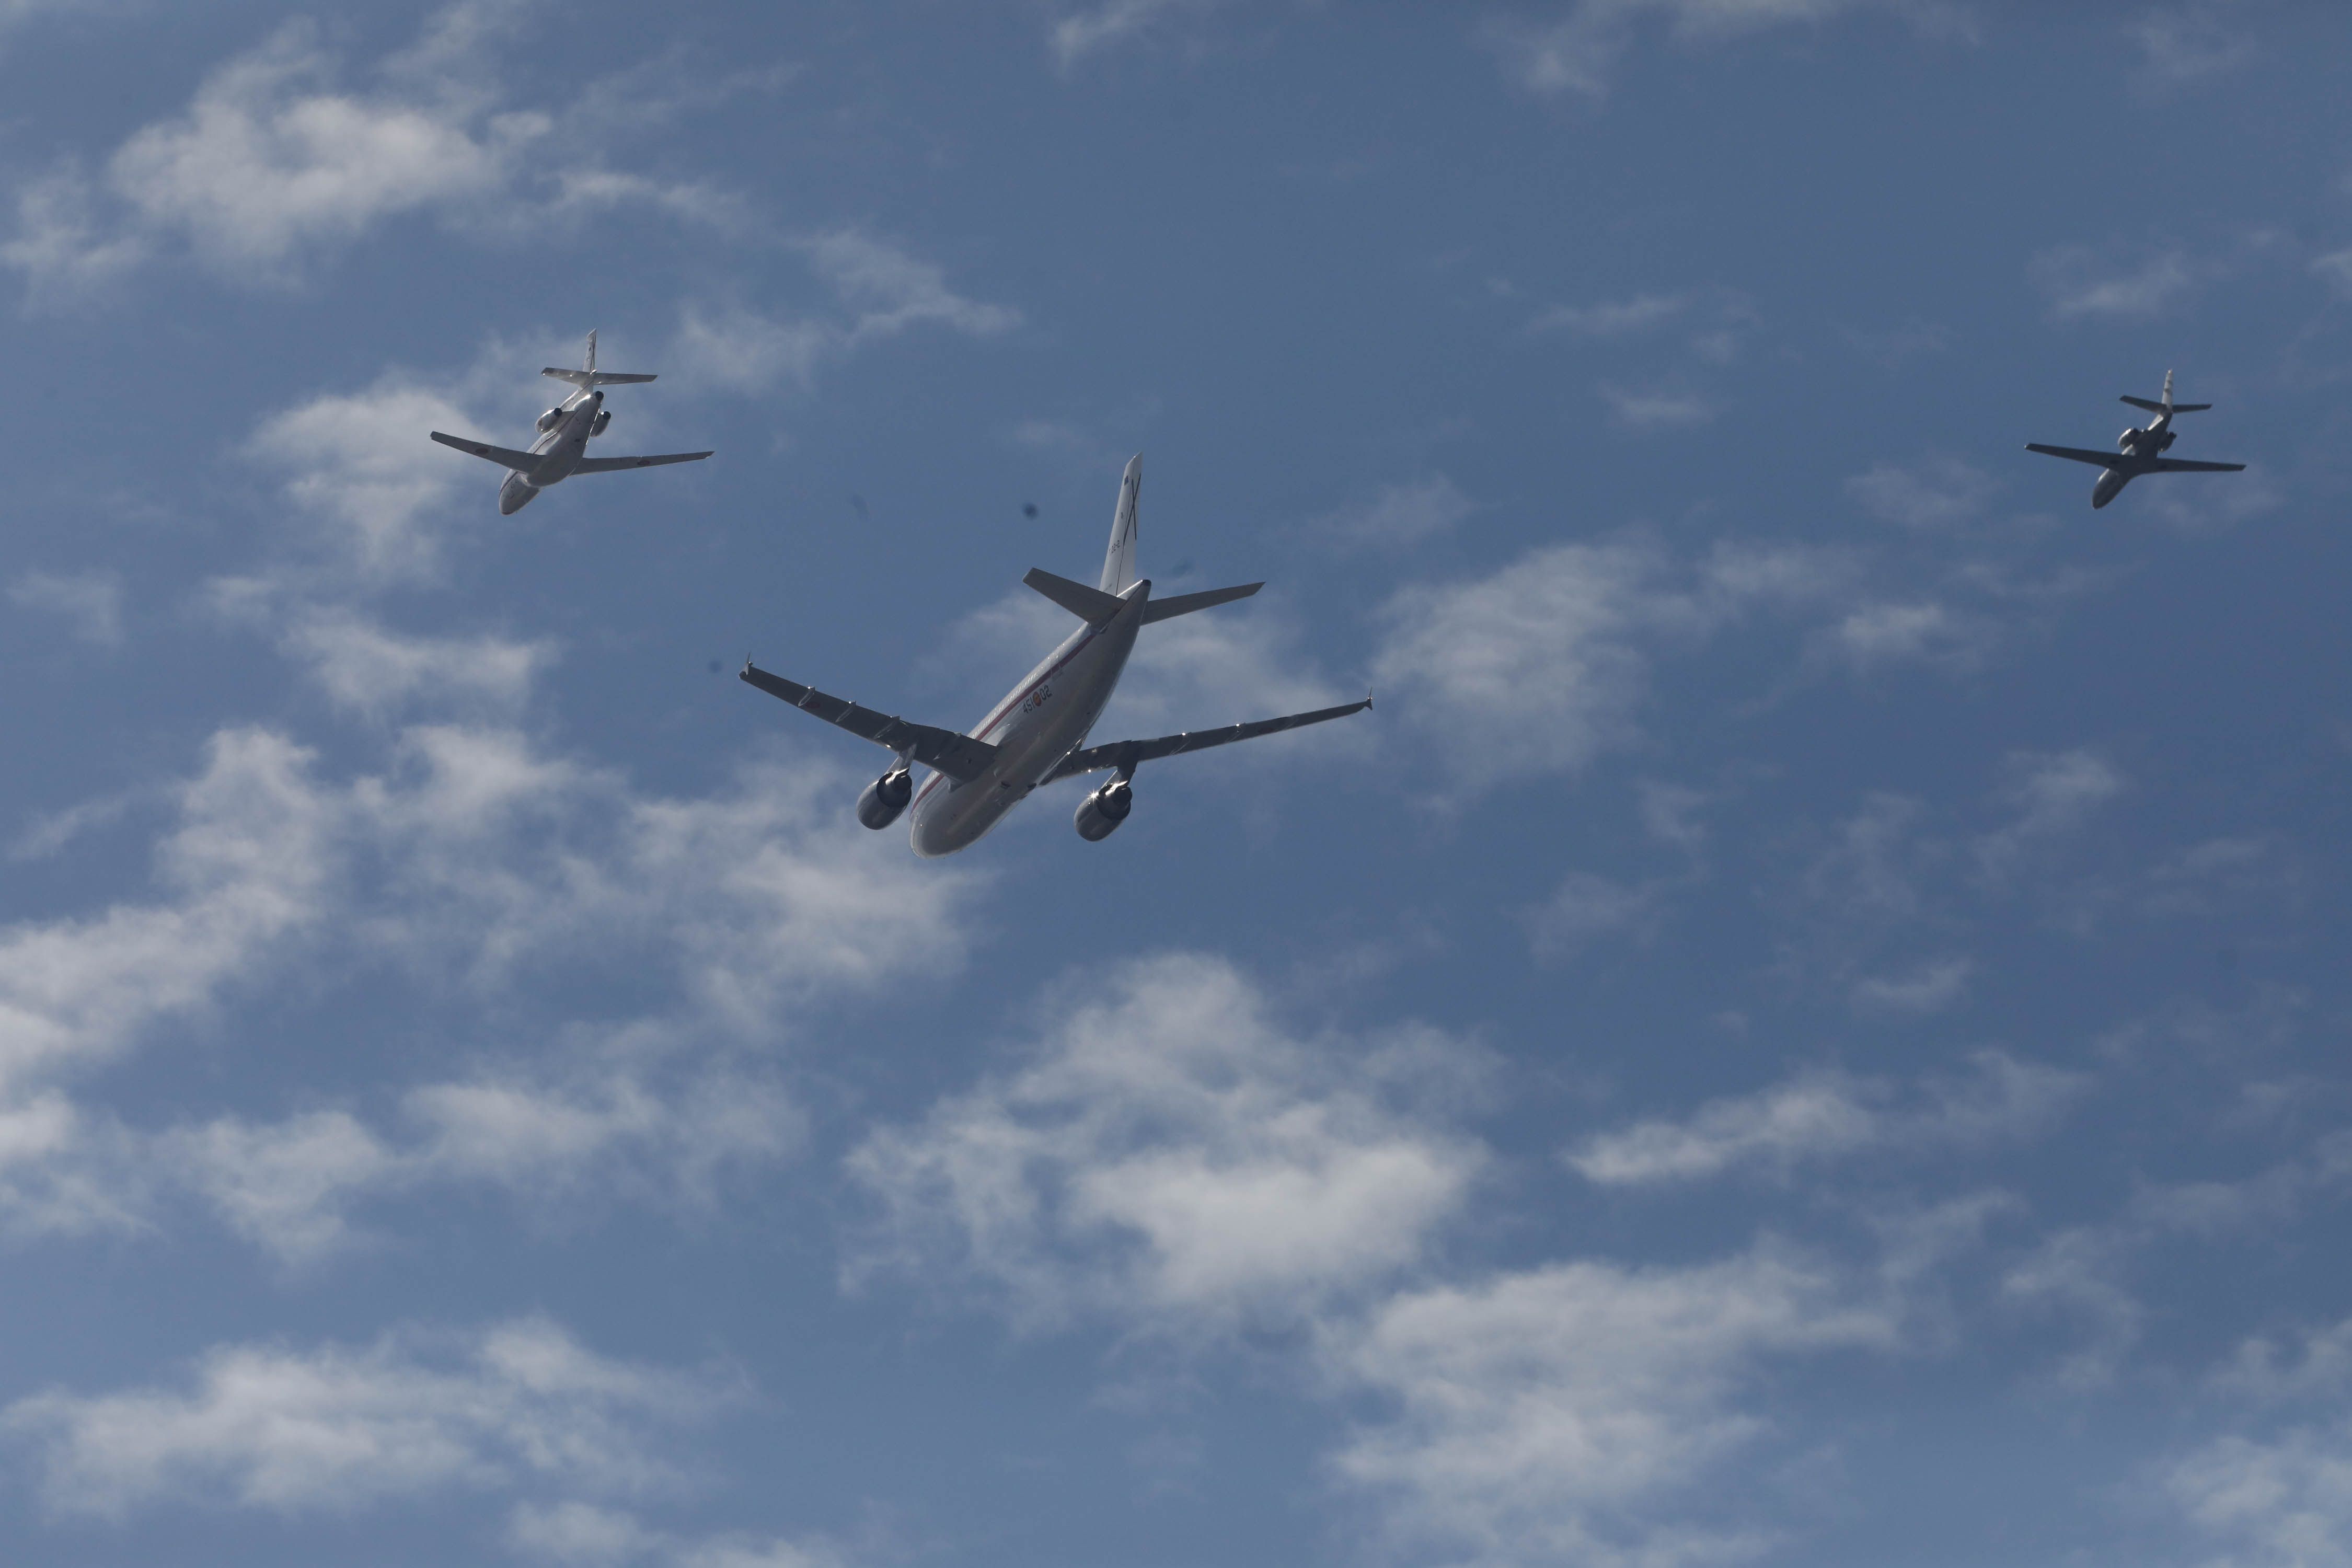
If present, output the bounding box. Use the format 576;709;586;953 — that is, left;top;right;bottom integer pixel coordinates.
2004;1144;2352;1388
1370;537;1848;795
1598;383;1714;430
1797;790;1929;929
166;1065;799;1264
1849;953;1972;1014
1845;457;2000;531
240;372;491;585
3;1316;723;1518
1481;0;1970;101
1566;1051;2079;1185
2314;248;2352;296
1049;0;1219;71
1819;599;1986;674
1325;1246;1900;1565
107;20;532;268
2167;1421;2352;1568
1529;293;1688;337
670;303;832;394
2131;6;2261;84
1822;599;1996;674
510;1500;672;1565
1306;475;1475;551
283;610;556;719
509;1501;851;1568
2031;245;2199;320
1974;748;2125;884
1639;780;1711;848
8;569;121;645
0;701;977;1251
1525;871;1668;959
2136;465;2284;538
2215;1318;2352;1405
669;233;1017;396
3;5;735;296
846;953;1485;1331
804;229;1019;342
164;1109;401;1260
0;728;335;1100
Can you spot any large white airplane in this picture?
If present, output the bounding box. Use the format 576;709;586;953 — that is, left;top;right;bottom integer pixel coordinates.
741;455;1369;857
430;331;712;515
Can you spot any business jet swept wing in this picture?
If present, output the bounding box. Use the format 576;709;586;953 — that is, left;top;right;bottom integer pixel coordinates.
739;661;999;782
2024;443;2128;469
1044;696;1372;782
2148;457;2246;472
572;451;713;473
430;431;541;470
543;368;657;387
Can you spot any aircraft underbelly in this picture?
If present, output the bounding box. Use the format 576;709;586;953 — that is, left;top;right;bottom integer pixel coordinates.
908;617;1137;858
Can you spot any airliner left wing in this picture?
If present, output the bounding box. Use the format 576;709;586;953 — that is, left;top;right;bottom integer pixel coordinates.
1045;697;1371;781
740;661;998;782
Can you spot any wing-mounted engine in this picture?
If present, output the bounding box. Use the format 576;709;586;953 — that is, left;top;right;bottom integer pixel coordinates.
590;408;612;436
857;766;913;830
537;407;564;433
1074;778;1133;841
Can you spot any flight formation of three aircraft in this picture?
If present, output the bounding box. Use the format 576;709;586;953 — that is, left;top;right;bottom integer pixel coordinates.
430;337;2243;859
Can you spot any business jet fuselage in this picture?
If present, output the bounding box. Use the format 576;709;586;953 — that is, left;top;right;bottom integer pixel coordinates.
495;385;610;514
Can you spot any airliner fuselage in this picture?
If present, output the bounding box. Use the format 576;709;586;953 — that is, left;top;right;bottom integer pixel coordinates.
908;583;1148;857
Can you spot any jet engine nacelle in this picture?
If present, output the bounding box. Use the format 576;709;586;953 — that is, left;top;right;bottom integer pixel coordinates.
2119;426;2145;451
857;768;913;831
537;407;564;433
1073;778;1133;842
590;408;611;436
2159;429;2176;451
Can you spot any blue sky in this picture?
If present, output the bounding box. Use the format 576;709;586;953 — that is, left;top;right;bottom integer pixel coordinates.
1;2;2350;1564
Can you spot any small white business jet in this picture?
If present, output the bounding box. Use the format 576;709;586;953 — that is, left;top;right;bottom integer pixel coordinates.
742;455;1369;857
430;331;712;515
2025;370;2245;510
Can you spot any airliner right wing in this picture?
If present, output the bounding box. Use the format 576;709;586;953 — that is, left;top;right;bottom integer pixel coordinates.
2025;443;2127;469
1044;697;1371;781
430;431;540;471
739;662;997;782
572;451;713;474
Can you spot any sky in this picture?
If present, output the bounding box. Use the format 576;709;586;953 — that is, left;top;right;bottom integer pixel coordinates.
1;1;2350;1565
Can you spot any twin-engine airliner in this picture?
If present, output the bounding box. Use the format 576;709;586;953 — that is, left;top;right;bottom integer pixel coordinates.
430;331;712;515
740;455;1369;857
2026;370;2245;509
